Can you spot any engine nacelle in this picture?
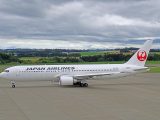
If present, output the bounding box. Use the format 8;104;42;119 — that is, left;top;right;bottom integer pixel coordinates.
59;76;76;86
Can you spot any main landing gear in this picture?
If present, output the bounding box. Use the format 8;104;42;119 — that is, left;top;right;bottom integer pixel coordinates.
80;82;88;87
74;81;88;87
11;80;16;88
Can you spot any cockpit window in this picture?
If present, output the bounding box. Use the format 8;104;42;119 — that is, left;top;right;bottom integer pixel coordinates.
4;70;9;73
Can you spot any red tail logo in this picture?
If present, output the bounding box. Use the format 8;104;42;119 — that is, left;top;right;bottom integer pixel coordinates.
137;50;147;61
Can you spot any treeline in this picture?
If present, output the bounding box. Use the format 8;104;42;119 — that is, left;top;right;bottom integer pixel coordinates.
21;53;160;64
0;53;20;64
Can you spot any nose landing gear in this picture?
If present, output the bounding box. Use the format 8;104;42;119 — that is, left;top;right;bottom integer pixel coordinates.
11;80;16;88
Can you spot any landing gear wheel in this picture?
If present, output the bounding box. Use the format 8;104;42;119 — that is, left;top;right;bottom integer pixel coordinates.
80;83;84;87
12;85;15;88
80;83;88;87
84;83;88;87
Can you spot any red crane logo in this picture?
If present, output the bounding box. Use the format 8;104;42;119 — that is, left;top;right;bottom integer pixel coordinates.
137;50;147;61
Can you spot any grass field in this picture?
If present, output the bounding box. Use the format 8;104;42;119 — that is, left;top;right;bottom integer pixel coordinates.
19;57;41;61
19;57;42;62
80;51;119;56
149;67;160;73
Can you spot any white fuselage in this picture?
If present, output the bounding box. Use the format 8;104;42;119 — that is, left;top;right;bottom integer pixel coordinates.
0;64;147;82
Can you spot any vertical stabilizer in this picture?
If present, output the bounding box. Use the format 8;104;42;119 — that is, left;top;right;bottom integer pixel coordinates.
125;40;153;67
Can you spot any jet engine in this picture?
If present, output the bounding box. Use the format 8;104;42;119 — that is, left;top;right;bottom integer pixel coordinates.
59;76;77;86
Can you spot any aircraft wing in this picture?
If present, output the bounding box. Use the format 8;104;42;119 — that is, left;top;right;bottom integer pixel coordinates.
72;72;120;80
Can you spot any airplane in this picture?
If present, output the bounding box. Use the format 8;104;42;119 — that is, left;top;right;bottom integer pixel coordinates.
0;40;153;88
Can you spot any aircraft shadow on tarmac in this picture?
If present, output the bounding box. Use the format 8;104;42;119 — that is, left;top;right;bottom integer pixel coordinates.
0;82;155;89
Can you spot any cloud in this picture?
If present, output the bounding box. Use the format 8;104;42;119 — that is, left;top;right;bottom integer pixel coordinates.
0;39;159;49
82;14;160;28
0;0;159;49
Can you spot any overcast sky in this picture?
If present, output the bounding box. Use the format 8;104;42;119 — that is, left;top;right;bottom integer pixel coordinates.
0;0;160;49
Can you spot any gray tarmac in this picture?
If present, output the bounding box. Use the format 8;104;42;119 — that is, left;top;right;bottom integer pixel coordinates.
0;73;160;120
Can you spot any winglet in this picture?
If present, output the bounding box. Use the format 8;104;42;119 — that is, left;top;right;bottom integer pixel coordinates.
125;40;153;67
